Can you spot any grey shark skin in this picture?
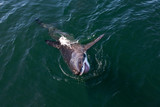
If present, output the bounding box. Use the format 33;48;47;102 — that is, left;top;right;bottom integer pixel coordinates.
35;19;104;75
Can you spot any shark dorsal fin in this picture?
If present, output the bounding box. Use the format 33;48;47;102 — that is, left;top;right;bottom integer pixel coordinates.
84;34;104;51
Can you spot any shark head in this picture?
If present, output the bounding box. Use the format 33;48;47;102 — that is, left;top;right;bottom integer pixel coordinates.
69;34;104;75
69;52;90;75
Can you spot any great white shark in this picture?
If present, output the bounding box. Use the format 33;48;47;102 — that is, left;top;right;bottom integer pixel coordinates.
35;19;104;76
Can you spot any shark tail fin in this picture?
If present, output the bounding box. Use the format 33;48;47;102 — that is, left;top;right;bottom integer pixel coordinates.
84;34;104;51
35;18;55;30
35;19;60;40
35;18;43;25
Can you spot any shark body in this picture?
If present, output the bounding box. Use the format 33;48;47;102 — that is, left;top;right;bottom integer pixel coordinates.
36;19;104;75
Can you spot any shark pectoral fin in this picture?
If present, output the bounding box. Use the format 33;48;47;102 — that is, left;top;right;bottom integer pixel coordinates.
45;40;60;49
84;34;104;51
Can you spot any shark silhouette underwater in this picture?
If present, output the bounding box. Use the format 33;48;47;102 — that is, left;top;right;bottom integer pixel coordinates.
35;19;104;76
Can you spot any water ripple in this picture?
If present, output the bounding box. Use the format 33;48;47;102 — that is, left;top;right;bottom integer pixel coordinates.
0;8;16;24
0;1;28;24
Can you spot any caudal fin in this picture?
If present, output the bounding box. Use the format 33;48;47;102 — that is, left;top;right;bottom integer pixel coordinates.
35;19;73;41
35;18;43;25
35;18;52;30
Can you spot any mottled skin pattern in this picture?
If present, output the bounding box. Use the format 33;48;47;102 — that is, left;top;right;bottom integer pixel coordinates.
36;19;104;75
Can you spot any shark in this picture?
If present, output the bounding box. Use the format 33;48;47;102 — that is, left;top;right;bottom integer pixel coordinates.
35;19;104;75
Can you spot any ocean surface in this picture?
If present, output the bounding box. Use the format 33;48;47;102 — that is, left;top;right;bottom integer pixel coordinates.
0;0;160;107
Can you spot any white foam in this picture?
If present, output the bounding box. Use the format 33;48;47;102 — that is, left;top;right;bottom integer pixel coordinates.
59;36;78;48
59;36;72;47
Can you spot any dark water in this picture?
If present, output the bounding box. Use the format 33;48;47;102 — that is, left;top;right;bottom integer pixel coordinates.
0;0;160;106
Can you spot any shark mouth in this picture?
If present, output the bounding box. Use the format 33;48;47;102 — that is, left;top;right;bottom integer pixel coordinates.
80;53;90;76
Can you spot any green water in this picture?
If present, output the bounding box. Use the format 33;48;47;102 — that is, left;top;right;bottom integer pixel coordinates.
0;0;160;107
